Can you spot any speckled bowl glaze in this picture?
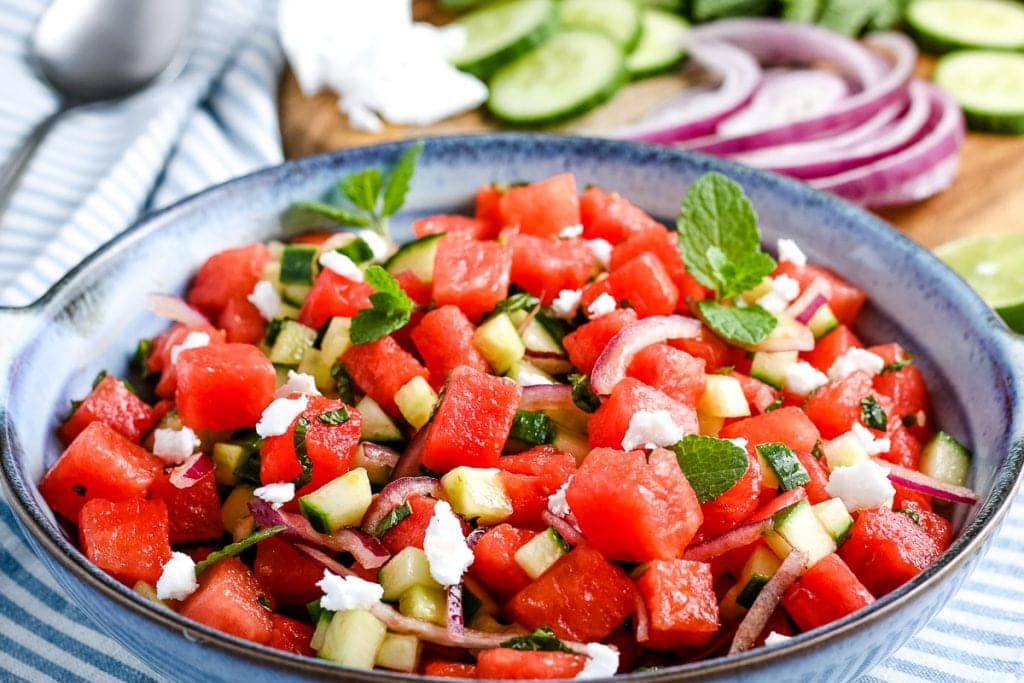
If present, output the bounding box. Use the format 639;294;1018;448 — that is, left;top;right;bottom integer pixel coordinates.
1;134;1022;682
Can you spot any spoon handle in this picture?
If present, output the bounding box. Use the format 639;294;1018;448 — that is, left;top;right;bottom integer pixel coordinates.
0;107;66;221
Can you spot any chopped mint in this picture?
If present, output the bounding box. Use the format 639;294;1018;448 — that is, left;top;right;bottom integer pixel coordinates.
194;525;286;575
860;395;888;431
501;626;573;653
292;417;314;489
568;373;601;413
756;442;810;491
374;502;412;538
318;407;350;425
696;300;777;347
673;435;750;503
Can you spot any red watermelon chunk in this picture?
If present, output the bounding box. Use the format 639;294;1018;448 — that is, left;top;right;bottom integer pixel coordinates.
298;268;374;330
148;323;226;399
59;375;157;445
411;305;489;390
608;252;679;318
217;296;266;345
580;186;662;243
803;371;878;439
627;344;706;407
254;535;326;605
610;226;708;304
342;335;429;417
781;553;874;631
509;234;595;304
496;446;577;530
839;507;943;597
636;559;720;648
720;407;821;454
588;378;698;450
267;614;316;656
774;261;866;325
475;649;587;679
803;325;864;374
380;495;444;554
563;308;637;375
475;184;504;236
432;236;512;321
187;243;269;318
499;173;580;238
699;451;762;538
412;214;492;240
78;497;171;587
178;557;274;645
150;456;223;545
175;343;276;431
469;523;537;599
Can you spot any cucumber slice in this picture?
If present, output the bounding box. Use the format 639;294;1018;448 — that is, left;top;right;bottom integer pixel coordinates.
812;498;854;544
449;0;557;80
691;0;771;21
375;633;422;673
309;608;334;652
560;0;643;52
626;9;689;79
735;545;780;609
394;376;439;429
384;233;444;284
318;609;387;668
280;244;318;285
488;30;627;127
781;0;822;22
352;444;399;486
806;303;839;339
440;466;513;525
357;395;404;445
822;431;869;470
299;468;373;533
907;0;1024;53
551;428;590;464
934;50;1024;134
919;431;971;487
756;442;811;491
319;317;353;364
506;359;556;387
508;309;564;356
379;547;441;602
771;499;837;567
514;526;570;579
399;584;447;626
510;410;555;445
697;374;751;418
268;320;317;366
212;442;247;486
297;347;334;394
750;351;798;390
473;313;526;374
333;236;375;264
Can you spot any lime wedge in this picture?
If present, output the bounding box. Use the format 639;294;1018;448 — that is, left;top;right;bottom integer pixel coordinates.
935;233;1024;333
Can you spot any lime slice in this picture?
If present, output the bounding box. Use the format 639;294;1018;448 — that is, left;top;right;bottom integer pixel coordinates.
935;233;1024;333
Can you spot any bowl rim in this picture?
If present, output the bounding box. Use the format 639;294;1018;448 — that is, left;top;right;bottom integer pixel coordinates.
2;132;1023;681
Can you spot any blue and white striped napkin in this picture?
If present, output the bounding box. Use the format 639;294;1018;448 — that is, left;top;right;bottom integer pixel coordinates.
0;1;1020;680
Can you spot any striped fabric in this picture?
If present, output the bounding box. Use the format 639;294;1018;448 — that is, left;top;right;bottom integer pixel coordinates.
0;1;1021;681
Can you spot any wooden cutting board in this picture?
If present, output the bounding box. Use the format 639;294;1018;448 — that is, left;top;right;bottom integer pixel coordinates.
278;2;1024;249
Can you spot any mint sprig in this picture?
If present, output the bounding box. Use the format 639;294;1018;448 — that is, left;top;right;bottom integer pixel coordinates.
194;525;286;575
696;300;778;347
673;434;750;503
350;266;414;344
500;627;573;653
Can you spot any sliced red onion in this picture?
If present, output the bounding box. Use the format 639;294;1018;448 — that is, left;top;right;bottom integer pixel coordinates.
392;428;428;481
684;32;917;155
446;584;466;639
590;315;701;395
684;520;770;562
541;510;586;547
849;145;961;208
147;293;211;327
634;593;651;644
612;40;762;144
360;476;443;535
874;459;978;505
793;294;828;325
466;527;487;550
810;83;965;206
167;453;212;490
729;549;807;654
785;277;833;324
357;442;401;471
717;69;850;138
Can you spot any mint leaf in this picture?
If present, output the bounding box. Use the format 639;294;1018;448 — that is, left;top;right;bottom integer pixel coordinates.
374;502;412;537
860;395;888;431
568;373;601;413
382;141;424;217
340;168;383;214
293;417;314;488
493;292;540;315
289;200;372;228
510;410;554;445
330;362;356;404
194;525;286;575
350;266;414;344
696;300;777;346
881;357;912;374
318;407;350;425
673;435;750;503
501;627;573;653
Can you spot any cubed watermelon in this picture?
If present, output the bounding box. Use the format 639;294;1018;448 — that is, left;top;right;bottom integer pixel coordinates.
563;308;637;375
839;507;943;597
781;553;874;630
499;174;580;238
187;243;269;318
509;234;595;304
774;261;866;325
298;268;374;330
432;236;512;321
254;535;326;605
608;252;679;318
803;325;863;373
579;186;661;243
719;407;821;454
411;305;489;390
59;375;157;444
342;335;429;417
78;497;171;586
475;649;586;679
636;559;719;648
469;523;537;599
178;557;275;645
627;344;706;407
588;378;698;450
150;456;223;545
175;343;276;431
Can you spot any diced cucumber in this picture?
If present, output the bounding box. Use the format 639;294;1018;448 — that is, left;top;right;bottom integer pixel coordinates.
907;0;1024;53
757;453;781;491
626;8;689;79
806;303;839;339
469;611;508;633
781;0;821;22
698;413;725;437
352;444;399;486
812;498;854;544
757;442;811;491
221;485;256;540
697;374;751;418
379;547;441;603
560;0;643;51
398;584;447;626
514;526;569;579
750;351;798;390
375;633;422;673
318;609;387;668
299;468;373;533
357;396;404;445
212;442;247;486
319;317;353;363
506;359;556;387
268;320;317;366
762;528;793;561
449;0;557;79
934;50;1024;134
280;244;318;285
394;376;438;429
527;356;575;377
718;582;748;624
473;313;526;374
310;608;335;652
441;466;513;525
822;431;869;469
333;236;375;264
736;545;781;609
132;581;164;605
551;428;590;464
298;347;335;394
281;283;312;308
772;499;837;567
488;30;627;127
510;410;555;445
384;233;444;284
919;431;972;487
508;309;564;356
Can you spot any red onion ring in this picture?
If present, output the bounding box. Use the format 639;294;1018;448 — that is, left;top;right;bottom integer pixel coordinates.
793;294;828;326
729;548;807;654
519;384;575;412
873;458;978;505
717;69;850;139
392;428;428;481
167;453;212;490
147;293;210;327
863;147;960;208
541;510;586;547
446;584;466;639
634;593;651;644
357;442;401;471
360;476;443;535
785;277;832;324
590;315;701;395
684;520;770;562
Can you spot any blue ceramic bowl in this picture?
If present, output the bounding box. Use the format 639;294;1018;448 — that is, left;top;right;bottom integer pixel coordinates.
1;134;1022;682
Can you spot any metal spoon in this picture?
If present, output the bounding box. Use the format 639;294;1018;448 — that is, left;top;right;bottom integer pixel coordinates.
0;0;195;216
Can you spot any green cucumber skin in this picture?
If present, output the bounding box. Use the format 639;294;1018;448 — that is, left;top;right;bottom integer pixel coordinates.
454;5;559;81
960;105;1024;135
561;0;644;53
625;10;690;80
907;1;1024;54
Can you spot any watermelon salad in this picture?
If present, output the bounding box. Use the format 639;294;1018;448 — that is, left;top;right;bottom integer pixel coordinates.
39;148;978;678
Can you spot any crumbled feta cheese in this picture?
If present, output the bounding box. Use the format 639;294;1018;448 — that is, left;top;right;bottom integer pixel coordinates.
828;348;885;381
551;289;583;320
587;292;617;318
547;477;573;518
247;280;281;321
975;261;999;277
777;238;807;267
156;552;198;601
355;229;391;263
587;239;613;269
764;631;792;646
726;437;749;451
318;250;364;282
169;331;210;365
276;370;321;398
256;395;309;437
317;570;384;611
784;362;828;396
576;643;620;679
621;410;686;451
558;224;584;239
516;366;555;387
253;482;296;509
826;460;895;512
851;421;891;456
152;427;201;465
423;501;474;586
756;275;801;314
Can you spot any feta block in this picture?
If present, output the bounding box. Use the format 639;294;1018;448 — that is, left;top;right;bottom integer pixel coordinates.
551;289;583;320
256;395;309;437
756;274;801;314
276;370;321;398
546;477;573;519
355;229;391;263
784;362;829;396
828;348;885;381
152;427;201;465
587;292;617;318
253;482;296;510
423;501;474;586
777;238;807;267
851;421;891;456
825;460;895;512
576;643;620;679
318;250;364;282
247;280;281;321
587;239;613;269
169;331;210;365
764;631;792;646
621;410;686;451
558;224;584;239
156;552;198;601
317;569;384;611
